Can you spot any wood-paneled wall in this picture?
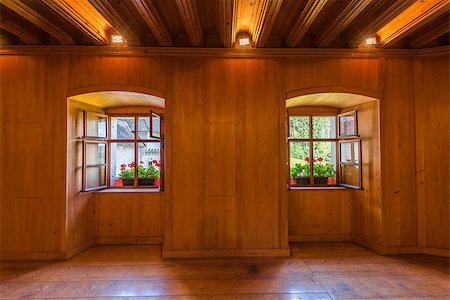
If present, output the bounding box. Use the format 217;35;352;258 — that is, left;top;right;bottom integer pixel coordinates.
0;50;448;260
414;54;449;254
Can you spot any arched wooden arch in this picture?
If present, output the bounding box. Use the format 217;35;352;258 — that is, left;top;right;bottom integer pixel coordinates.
67;84;165;99
286;86;379;101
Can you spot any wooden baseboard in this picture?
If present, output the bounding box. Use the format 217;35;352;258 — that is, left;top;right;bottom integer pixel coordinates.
0;250;66;261
162;248;290;258
97;237;163;245
65;238;97;259
352;236;449;257
290;234;351;242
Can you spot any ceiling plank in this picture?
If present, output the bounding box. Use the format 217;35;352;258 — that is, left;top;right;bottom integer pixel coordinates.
377;0;449;47
131;0;172;46
41;0;113;45
0;9;42;44
252;0;283;47
316;0;374;47
175;0;203;46
1;0;74;44
217;0;235;47
409;17;449;48
88;0;141;46
348;0;416;47
285;0;328;47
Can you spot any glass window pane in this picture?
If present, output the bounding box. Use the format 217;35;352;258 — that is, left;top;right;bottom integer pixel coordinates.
354;141;359;163
110;143;135;187
340;142;352;163
111;117;135;140
313;142;337;185
86;143;106;165
85;166;106;189
151;113;161;138
289;141;311;185
138;117;150;139
340;164;360;187
86;113;107;138
312;116;336;139
289;116;309;139
138;142;161;186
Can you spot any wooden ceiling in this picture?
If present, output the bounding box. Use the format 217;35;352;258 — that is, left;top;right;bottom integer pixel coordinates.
0;0;448;49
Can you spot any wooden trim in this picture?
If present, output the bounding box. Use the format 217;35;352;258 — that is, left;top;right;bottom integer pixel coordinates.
289;234;351;242
287;87;380;101
97;237;163;245
218;0;235;47
252;0;283;47
162;248;290;258
422;247;450;257
1;45;436;57
65;238;96;259
0;251;67;261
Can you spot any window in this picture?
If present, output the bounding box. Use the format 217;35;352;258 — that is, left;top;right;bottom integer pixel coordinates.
80;112;108;191
80;111;164;191
288;110;361;189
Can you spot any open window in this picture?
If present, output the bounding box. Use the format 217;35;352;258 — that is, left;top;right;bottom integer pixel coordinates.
80;110;164;191
287;110;362;189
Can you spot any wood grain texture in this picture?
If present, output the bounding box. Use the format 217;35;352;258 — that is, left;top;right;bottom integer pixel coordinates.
379;58;417;248
175;0;204;46
288;190;351;240
414;54;449;250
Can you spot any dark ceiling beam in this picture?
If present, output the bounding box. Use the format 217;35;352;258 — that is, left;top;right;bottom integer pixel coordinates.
217;0;235;47
252;0;283;47
409;17;449;48
175;0;204;46
88;0;141;46
285;0;328;47
41;0;113;45
131;0;173;46
377;0;449;47
348;0;416;47
0;9;42;44
316;0;374;47
1;0;74;44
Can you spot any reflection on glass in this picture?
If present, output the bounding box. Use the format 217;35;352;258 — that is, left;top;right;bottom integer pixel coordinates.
313;116;336;139
111;117;135;140
289;141;311;185
85;143;106;165
110;143;135;186
340;165;360;187
151;113;161;138
340;142;352;163
86;113;107;138
138;117;150;139
313;142;337;185
289;116;309;139
85;166;106;189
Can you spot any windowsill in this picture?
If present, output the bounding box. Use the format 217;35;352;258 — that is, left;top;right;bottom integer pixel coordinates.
289;186;348;191
97;188;161;193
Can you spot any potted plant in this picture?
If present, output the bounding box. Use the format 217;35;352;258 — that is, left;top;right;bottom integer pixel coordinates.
313;157;335;185
118;161;160;186
291;160;311;185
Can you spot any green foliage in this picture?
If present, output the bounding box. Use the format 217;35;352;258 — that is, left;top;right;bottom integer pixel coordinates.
314;161;335;178
290;163;310;179
118;163;160;179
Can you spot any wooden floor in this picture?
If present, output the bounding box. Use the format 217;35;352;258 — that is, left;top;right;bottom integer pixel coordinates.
1;242;449;299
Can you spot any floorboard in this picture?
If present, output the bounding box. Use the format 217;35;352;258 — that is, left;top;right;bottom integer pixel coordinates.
1;242;448;299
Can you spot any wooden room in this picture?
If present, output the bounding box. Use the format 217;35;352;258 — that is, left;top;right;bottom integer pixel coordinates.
0;0;449;298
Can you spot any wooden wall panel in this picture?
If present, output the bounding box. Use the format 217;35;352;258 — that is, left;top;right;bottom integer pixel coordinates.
380;58;417;248
209;123;236;196
285;58;379;96
68;56;167;94
414;54;449;251
288;190;351;240
97;192;162;241
0;55;68;259
345;101;382;247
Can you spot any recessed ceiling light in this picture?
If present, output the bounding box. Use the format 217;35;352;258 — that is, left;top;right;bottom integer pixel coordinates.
366;36;377;45
239;37;250;46
111;35;124;43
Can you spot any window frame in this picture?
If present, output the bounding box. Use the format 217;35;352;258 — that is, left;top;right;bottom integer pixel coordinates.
287;110;362;190
108;112;164;190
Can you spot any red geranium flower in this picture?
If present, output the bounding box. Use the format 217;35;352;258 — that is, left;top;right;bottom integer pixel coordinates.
128;162;135;168
318;157;323;162
313;159;317;163
120;164;126;168
140;161;144;165
305;157;310;163
120;167;126;171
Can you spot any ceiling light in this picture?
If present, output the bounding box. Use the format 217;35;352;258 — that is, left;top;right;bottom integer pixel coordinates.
111;35;124;43
239;37;250;46
365;36;377;45
236;31;252;48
